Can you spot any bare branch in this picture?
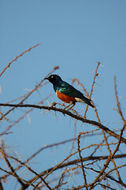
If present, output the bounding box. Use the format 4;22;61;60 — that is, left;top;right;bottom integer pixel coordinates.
0;43;40;78
0;103;126;144
77;132;88;189
114;76;126;123
84;61;100;118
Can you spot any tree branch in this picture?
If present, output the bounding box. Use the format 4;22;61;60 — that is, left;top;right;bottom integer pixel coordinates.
0;103;126;144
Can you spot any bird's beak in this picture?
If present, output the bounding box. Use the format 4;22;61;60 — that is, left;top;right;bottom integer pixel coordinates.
44;77;49;80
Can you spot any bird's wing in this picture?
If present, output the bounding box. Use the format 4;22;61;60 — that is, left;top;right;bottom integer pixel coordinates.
58;81;84;98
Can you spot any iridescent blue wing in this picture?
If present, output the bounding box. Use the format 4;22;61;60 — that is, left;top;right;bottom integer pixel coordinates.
57;81;84;98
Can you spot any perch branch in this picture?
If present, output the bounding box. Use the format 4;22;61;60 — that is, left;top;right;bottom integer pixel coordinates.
0;103;126;144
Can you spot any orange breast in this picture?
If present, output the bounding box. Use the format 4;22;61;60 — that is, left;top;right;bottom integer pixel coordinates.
56;90;76;103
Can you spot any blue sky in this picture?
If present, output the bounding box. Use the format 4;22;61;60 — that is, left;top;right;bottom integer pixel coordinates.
1;0;126;189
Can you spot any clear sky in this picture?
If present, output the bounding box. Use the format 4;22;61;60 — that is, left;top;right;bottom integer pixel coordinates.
1;0;126;189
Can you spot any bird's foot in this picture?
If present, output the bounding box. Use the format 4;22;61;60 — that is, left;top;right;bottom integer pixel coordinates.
50;102;57;107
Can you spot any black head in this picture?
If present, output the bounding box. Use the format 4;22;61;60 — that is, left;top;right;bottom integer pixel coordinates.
44;74;62;84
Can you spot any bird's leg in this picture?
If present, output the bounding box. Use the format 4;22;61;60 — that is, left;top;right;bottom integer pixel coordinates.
64;104;71;110
50;102;57;107
64;102;75;110
67;103;75;110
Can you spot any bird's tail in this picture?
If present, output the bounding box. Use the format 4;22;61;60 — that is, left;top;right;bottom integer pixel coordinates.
82;96;94;108
75;96;94;108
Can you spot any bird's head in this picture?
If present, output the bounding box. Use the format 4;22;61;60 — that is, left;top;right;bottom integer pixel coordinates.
44;74;62;85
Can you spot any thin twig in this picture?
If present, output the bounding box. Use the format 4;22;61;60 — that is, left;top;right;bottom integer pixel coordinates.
77;133;88;189
0;43;40;78
114;76;125;123
84;62;100;118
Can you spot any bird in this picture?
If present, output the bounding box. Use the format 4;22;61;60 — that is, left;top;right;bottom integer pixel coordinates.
45;74;94;109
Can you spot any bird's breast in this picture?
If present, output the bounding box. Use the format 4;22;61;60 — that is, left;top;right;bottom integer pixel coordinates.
56;90;76;103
